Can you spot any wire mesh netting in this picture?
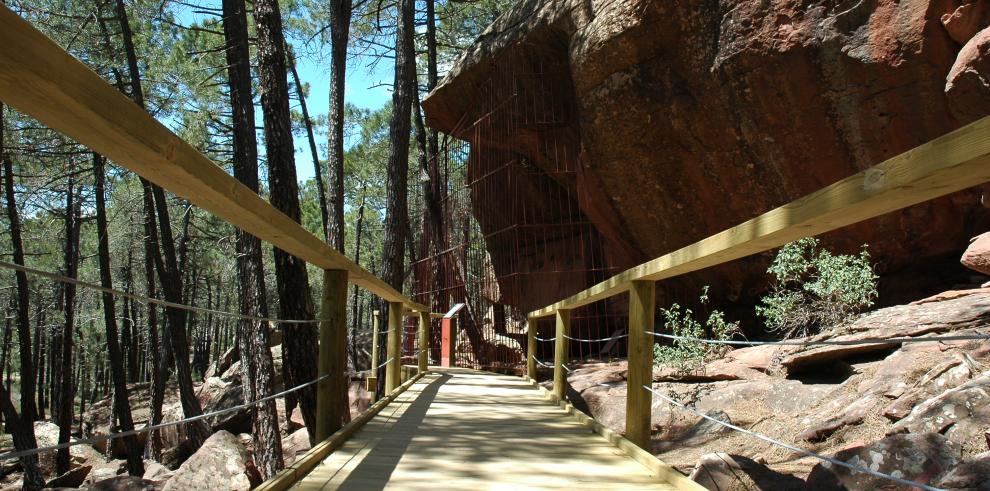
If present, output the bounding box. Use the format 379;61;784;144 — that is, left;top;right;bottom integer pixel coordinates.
410;44;628;376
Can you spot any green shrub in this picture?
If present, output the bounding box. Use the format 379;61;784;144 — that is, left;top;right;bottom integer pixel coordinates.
653;287;740;372
757;237;878;338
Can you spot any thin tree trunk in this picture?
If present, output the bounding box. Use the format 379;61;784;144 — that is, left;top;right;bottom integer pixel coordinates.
141;186;166;461
1;110;37;423
0;385;44;489
112;0;210;448
252;0;320;442
56;178;80;475
288;49;330;243
93;153;144;475
381;0;416;293
349;195;365;372
326;0;351;252
224;0;284;476
33;300;45;421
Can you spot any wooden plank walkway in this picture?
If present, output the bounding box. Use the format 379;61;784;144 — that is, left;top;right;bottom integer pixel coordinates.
292;368;682;490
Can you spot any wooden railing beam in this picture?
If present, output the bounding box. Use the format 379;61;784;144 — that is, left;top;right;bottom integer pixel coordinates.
0;6;425;311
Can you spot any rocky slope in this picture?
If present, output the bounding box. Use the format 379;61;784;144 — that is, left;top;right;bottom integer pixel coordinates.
423;0;990;313
0;344;370;490
557;289;990;489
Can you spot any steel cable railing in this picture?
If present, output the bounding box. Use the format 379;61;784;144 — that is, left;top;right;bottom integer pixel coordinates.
0;259;322;324
641;384;943;491
0;373;332;461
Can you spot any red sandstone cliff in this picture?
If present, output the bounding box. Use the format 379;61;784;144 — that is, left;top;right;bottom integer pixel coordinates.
423;0;990;314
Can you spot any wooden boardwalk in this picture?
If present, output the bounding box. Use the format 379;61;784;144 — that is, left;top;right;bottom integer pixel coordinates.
292;368;683;490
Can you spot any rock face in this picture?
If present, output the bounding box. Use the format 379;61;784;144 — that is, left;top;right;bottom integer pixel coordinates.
563;290;990;487
162;431;255;491
806;433;961;489
689;452;805;491
946;27;990;123
962;232;990;276
422;0;990;313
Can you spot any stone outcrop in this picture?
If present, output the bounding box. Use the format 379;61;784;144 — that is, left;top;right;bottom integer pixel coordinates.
161;431;256;491
561;290;990;486
807;433;962;489
422;0;990;313
962;231;990;277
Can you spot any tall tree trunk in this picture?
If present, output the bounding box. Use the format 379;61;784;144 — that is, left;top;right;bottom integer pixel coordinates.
288;49;330;243
93;153;144;476
349;195;365;372
34;300;45;421
123;248;140;382
141;186;166;461
252;0;320;441
381;0;416;293
326;0;351;252
1;107;37;423
223;0;284;476
56;177;80;475
112;0;210;447
0;386;44;489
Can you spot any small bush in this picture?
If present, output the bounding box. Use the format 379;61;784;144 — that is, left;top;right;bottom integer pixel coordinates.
653;287;740;372
757;237;878;338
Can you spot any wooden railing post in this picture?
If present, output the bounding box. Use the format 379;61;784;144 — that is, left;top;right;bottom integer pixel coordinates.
316;269;348;441
526;316;536;380
552;309;570;401
626;280;655;449
385;302;403;393
367;309;380;402
418;311;429;374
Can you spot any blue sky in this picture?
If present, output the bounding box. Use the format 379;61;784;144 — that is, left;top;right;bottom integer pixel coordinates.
174;2;395;182
291;50;393;181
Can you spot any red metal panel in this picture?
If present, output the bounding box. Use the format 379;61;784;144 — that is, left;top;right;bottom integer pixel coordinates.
441;317;454;367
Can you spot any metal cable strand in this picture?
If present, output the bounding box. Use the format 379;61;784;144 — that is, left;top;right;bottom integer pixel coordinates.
561;363;573;374
0;373;332;461
0;259;322;324
641;385;943;491
534;336;556;342
563;333;629;343
534;358;554;368
375;357;395;370
646;331;990;347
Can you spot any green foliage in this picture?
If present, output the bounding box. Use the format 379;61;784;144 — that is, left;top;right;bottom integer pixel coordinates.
757;237;878;337
652;287;740;372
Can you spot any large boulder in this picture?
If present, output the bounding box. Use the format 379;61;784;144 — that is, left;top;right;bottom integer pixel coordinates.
423;0;990;314
33;421;104;479
889;374;990;447
962;232;990;277
946;28;990;124
806;433;962;489
689;452;805;491
162;431;256;491
142;461;174;483
282;428;311;466
937;451;990;490
89;476;163;491
83;459;126;487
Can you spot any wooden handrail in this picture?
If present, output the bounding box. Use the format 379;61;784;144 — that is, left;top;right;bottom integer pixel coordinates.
528;115;990;319
0;6;426;311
